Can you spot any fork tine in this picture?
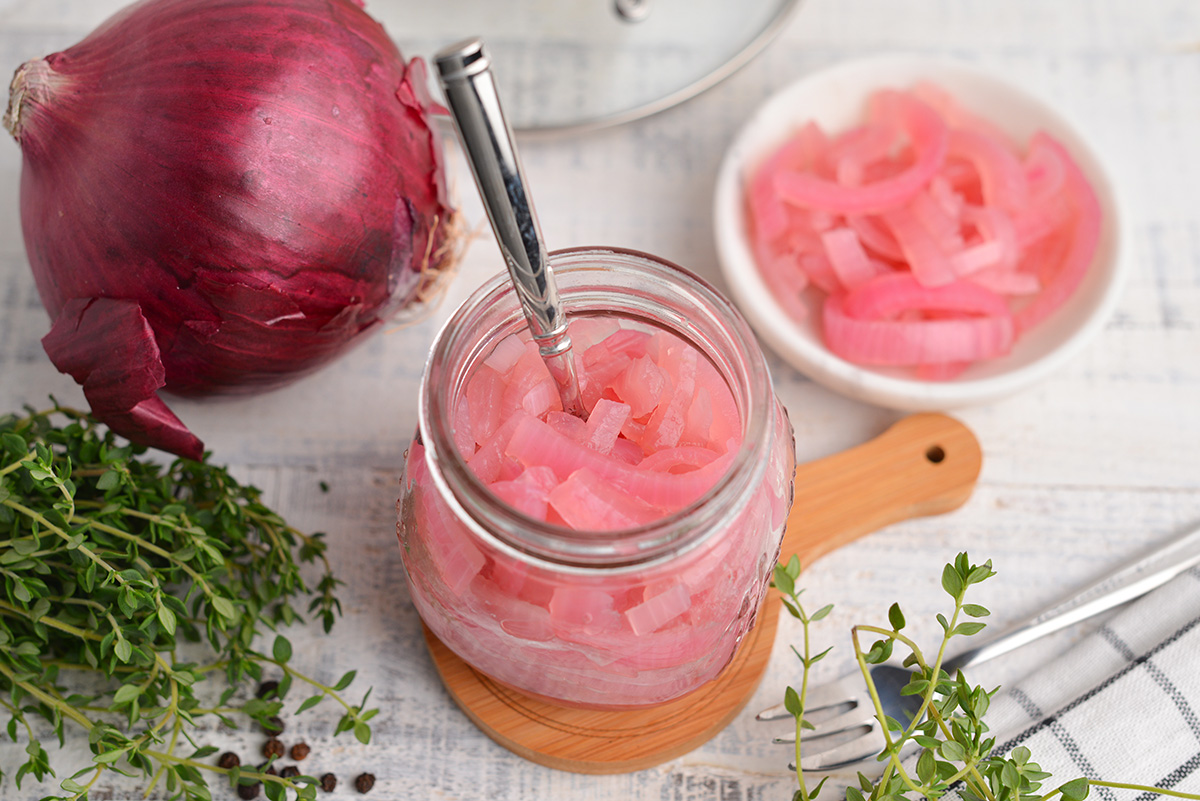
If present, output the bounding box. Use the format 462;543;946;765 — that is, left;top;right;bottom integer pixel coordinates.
771;704;874;744
794;724;887;772
804;675;867;710
755;676;867;720
755;701;792;721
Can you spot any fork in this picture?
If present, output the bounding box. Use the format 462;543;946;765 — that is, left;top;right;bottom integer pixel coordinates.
756;521;1200;771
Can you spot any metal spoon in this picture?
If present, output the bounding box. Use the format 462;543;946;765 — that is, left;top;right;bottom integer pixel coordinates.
435;38;586;418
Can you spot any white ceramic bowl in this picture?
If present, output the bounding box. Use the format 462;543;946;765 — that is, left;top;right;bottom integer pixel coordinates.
713;54;1128;410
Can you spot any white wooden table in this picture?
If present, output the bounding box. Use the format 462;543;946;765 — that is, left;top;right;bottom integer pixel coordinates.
2;1;1198;798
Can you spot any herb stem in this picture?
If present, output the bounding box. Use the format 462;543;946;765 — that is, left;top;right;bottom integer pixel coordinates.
262;657;357;715
2;497;125;583
0;660;95;731
795;615;810;797
139;747;308;795
0;454;34;477
0;695;37;741
85;517;216;596
0;598;103;642
67;763;106;801
848;626;910;794
1085;781;1200;800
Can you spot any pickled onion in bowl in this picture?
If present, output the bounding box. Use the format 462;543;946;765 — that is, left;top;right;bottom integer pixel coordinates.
713;55;1127;410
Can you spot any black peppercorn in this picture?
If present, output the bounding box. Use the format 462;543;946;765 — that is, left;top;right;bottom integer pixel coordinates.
256;762;278;777
320;773;338;793
262;738;285;759
290;742;310;761
217;751;241;770
280;765;300;779
256;680;280;699
237;781;261;800
354;772;375;794
262;715;285;734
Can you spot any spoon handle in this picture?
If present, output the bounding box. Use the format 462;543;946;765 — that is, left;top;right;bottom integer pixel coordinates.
435;38;584;417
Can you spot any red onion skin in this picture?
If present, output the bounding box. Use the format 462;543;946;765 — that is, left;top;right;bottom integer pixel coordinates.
6;0;455;459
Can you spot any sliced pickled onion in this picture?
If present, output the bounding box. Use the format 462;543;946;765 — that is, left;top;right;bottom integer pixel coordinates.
585;398;632;455
748;121;829;242
946;128;1030;211
625;583;691;635
880;201;958;287
774;90;949;215
823;292;1014;365
847;214;904;261
547;467;661;531
820;227;880;290
638;445;721;473
968;264;1041;296
1013;133;1102;333
957;204;1019;275
827;123;896;186
842;273;1010;320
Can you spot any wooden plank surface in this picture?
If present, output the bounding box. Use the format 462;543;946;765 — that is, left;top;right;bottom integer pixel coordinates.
1;1;1199;799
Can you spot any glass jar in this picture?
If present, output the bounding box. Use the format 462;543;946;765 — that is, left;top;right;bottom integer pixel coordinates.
397;247;795;709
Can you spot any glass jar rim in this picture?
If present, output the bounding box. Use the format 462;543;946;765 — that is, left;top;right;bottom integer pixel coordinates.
418;247;776;570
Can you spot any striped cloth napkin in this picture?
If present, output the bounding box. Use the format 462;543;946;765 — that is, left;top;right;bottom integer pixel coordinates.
951;568;1200;797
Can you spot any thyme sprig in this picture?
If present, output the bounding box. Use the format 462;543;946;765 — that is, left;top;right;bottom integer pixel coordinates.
777;552;1200;801
773;554;834;801
0;403;376;801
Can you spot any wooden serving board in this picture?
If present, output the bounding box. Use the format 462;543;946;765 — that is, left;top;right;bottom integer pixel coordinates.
422;412;983;773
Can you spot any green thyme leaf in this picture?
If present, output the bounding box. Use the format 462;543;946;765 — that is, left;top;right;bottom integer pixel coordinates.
941;562;964;598
952;621;987;637
784;685;802;717
1061;778;1091;801
273;635;293;664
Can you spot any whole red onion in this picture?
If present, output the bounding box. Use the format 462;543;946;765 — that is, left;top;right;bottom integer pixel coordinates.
4;0;458;459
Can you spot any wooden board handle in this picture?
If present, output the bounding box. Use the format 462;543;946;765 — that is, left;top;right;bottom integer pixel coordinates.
784;412;982;566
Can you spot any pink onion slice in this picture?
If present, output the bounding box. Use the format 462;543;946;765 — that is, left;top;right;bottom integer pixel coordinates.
1013;133;1103;333
624;583;691;635
847;213;904;262
584;398;632;455
956;204;1020;276
946;128;1031;211
748;122;829;243
822;291;1015;366
841;273;1010;320
827;123;896;186
547;468;662;531
820;227;881;290
773;90;949;215
880;201;959;288
637;446;721;473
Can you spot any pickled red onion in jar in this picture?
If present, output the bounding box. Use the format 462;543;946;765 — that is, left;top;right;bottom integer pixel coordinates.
397;250;795;708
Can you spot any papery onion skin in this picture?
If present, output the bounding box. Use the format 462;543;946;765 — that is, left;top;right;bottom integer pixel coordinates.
4;0;457;459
